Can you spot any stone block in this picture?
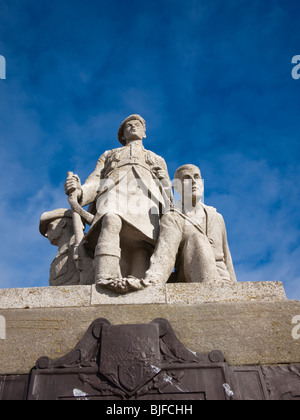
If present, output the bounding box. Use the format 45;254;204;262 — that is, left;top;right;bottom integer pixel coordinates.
0;281;287;310
166;281;287;304
0;282;296;375
0;298;299;374
0;286;92;309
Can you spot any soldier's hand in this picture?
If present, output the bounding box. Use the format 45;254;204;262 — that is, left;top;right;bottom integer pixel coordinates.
65;173;82;198
152;166;166;180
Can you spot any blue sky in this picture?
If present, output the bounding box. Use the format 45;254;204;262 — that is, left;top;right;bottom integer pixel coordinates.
0;0;300;299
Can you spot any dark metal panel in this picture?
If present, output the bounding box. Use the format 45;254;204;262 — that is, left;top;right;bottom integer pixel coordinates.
1;318;299;401
0;375;29;400
230;367;269;400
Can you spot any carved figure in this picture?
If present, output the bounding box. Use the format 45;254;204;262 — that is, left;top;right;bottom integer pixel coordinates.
144;164;236;285
64;115;173;292
39;209;94;285
40;209;81;285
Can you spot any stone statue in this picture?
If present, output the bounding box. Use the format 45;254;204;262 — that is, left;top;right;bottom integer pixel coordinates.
64;114;173;293
39;209;93;286
40;117;237;294
143;164;236;286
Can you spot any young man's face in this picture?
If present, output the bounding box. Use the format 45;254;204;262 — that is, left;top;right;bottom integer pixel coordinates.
178;167;204;204
123;119;145;143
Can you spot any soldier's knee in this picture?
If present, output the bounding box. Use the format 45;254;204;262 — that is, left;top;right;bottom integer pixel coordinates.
160;211;179;227
102;212;122;232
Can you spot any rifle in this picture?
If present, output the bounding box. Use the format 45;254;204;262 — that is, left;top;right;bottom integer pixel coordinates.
66;172;94;282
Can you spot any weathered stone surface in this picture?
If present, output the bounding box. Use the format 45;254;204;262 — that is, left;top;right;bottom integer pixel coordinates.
0;297;299;374
0;281;287;309
91;284;166;305
166;281;287;304
0;285;91;309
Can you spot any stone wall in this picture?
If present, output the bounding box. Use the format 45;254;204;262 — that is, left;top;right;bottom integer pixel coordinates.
0;281;299;375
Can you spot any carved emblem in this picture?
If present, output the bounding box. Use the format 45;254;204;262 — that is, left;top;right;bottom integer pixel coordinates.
99;323;161;396
118;363;144;391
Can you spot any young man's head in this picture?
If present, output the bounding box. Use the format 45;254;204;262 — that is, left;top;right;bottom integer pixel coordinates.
174;164;204;207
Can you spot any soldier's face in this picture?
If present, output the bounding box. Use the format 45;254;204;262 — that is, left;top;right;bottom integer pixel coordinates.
123;120;145;143
46;218;64;245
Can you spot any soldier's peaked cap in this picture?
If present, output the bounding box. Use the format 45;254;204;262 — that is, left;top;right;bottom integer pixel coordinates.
39;209;73;237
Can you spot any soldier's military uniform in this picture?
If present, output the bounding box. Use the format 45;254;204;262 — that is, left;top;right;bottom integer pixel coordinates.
81;143;172;247
78;116;172;281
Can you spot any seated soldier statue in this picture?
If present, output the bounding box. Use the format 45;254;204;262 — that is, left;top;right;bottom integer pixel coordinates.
64;114;172;293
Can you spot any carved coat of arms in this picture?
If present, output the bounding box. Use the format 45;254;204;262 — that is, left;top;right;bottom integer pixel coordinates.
99;323;161;395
